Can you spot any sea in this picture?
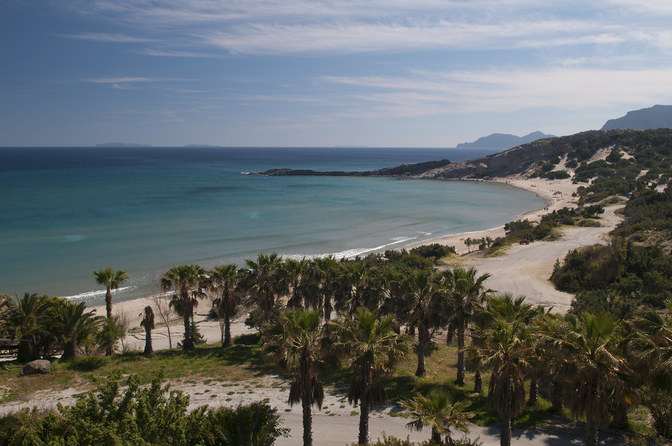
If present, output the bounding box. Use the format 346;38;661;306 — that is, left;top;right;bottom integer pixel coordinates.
0;146;546;306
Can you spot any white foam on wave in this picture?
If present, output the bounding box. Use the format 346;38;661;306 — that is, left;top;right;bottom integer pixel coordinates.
63;285;134;301
286;236;419;261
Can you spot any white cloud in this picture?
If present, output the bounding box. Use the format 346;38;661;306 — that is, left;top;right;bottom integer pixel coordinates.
64;0;672;56
320;67;672;117
66;33;156;43
86;77;156;84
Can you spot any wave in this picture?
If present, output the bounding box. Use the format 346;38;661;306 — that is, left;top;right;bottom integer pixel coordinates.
62;285;134;301
285;236;419;261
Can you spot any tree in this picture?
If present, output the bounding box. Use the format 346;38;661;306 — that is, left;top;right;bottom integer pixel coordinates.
162;264;207;350
332;308;408;445
554;312;623;446
210;264;243;347
93;267;129;356
141;305;155;355
438;267;492;386
470;295;534;446
52;300;103;360
7;293;50;362
152;291;174;349
401;390;471;445
394;269;440;377
245;253;287;323
97;315;126;356
263;310;325;446
628;301;672;437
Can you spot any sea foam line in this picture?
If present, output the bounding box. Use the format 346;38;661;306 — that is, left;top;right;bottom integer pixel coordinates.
63;285;134;301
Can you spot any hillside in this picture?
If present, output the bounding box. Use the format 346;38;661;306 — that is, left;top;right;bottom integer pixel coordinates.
601;104;672;130
455;131;553;150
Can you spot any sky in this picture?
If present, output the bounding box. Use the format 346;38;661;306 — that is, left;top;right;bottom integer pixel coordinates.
2;1;672;147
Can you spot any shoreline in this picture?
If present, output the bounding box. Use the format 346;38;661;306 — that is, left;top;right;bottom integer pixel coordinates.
410;175;580;255
91;175;591;351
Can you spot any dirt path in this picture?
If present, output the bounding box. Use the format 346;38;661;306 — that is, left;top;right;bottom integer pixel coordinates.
464;205;622;313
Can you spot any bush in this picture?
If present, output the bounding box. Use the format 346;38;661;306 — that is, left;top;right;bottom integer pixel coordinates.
409;244;456;260
0;373;286;446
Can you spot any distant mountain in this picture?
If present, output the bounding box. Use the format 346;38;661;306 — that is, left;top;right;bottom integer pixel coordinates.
95;143;152;148
455;131;553;150
602;105;672;130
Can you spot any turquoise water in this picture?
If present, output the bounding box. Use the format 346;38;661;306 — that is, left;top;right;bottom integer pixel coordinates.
0;147;545;304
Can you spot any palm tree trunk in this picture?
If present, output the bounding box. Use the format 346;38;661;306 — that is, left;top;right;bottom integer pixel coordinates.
302;397;313;446
585;414;598;446
416;344;426;377
500;413;512;446
62;341;76;360
182;312;194;350
223;309;232;347
144;325;153;355
105;288;113;318
358;397;370;446
550;377;563;411
17;337;38;362
473;368;483;393
456;326;466;386
105;287;113;356
527;375;538;406
324;296;332;321
431;426;442;444
415;325;428;377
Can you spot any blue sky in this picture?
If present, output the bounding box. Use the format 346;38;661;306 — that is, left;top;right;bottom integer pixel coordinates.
2;0;672;147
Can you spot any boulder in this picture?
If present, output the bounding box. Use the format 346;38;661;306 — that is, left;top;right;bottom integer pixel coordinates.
20;359;51;376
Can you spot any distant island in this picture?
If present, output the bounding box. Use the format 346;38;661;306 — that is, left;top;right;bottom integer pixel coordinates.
95;143;153;148
601;104;672;130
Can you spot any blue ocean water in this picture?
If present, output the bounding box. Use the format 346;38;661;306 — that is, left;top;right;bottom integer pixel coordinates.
0;147;545;305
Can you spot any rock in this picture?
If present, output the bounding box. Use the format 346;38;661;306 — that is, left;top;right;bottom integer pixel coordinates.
20;359;51;376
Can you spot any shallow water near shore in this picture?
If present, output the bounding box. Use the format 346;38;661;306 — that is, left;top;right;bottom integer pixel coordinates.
0;146;545;305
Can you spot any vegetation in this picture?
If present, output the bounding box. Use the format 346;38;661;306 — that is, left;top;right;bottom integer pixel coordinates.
0;373;286;445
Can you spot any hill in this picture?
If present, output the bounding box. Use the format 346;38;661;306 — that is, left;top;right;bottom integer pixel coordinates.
601;104;672;130
455;131;553;150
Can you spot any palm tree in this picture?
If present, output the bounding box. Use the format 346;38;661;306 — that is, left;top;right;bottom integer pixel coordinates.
9;293;50;362
313;256;339;320
401;390;471;445
52;300;103;360
141;305;154;355
93;267;128;356
161;264;207;350
263;310;325;446
245;253;288;322
437;267;492;386
332;307;408;445
210;264;242;347
627;303;672;437
471;295;534;446
395;269;440;377
554;312;623;446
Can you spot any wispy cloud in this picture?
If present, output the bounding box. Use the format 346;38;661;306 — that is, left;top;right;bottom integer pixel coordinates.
86;77;156;84
321;67;672;117
65;32;157;43
64;0;672;57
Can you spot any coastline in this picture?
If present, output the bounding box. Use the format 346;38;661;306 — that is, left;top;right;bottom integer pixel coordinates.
410;175;580;255
91;175;593;351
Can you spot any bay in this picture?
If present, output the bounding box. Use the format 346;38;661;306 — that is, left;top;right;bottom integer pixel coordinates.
0;147;545;305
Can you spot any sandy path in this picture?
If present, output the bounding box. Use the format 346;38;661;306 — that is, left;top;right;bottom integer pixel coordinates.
464;205;622;312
